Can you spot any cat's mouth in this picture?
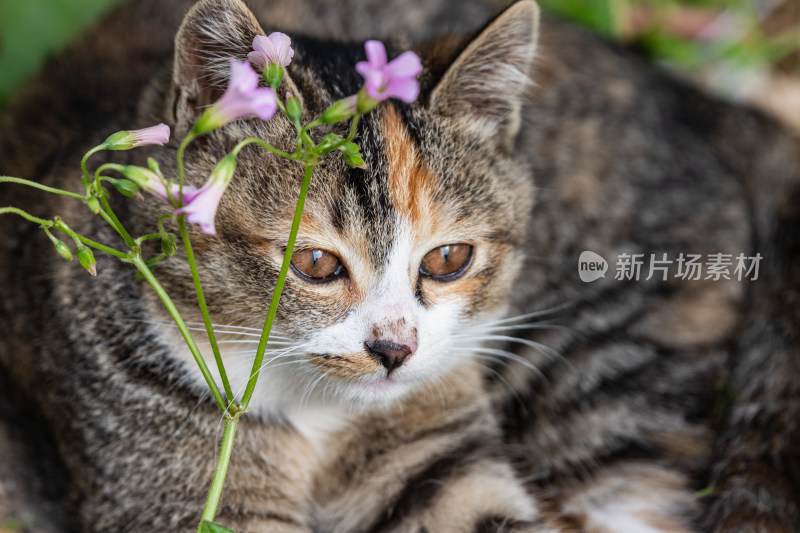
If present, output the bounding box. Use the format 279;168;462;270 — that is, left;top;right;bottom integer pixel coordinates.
307;352;393;382
304;351;423;403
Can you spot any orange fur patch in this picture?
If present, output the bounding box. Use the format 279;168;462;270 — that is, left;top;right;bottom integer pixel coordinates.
381;107;440;234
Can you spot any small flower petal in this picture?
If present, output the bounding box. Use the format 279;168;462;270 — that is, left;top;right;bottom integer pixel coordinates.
355;41;422;104
364;40;387;68
194;59;278;133
247;50;269;70
174;154;237;235
268;32;294;66
175;184;224;234
384;51;422;79
385;77;420;103
251;33;294;68
132;123;171;147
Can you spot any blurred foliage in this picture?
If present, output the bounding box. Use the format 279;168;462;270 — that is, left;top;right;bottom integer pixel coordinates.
0;0;125;108
539;0;800;73
0;0;797;110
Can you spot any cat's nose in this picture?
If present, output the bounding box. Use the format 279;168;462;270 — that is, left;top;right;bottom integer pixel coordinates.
365;340;416;373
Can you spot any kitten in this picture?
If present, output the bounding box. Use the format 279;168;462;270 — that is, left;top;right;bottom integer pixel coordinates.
1;0;798;533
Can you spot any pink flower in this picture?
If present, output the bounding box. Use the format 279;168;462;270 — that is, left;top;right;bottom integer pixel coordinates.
112;164;196;203
174;154;237;234
153;182;198;204
248;33;294;69
131;124;170;147
102;123;170;150
355;41;422;103
193;59;278;134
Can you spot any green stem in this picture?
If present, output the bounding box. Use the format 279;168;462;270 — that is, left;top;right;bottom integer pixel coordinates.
240;162;315;409
178;216;235;403
99;195;137;249
73;234;128;259
232;138;298;161
157;214;173;236
0;208;128;259
0;177;86;200
198;415;238;531
80;145;104;183
133;255;226;411
135;233;168;244
326;114;362;154
0;207;52;225
143;253;169;270
177;133;196;204
51;218;129;259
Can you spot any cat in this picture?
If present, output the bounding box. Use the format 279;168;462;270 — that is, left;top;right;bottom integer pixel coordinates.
1;0;799;532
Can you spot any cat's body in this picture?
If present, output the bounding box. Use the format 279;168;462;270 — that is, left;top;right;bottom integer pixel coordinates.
1;0;799;532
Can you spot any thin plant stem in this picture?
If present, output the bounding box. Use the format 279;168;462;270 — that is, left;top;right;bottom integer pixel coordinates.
71;234;129;259
0;207;51;225
240;162;315;409
132;255;226;411
178;216;235;403
198;415;238;531
136;233;168;244
99;195;137;249
177;133;196;205
0;177;86;200
80;145;104;183
0;208;128;259
232;138;298;160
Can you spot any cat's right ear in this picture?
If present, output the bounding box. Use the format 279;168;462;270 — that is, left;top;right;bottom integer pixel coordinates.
430;1;539;147
168;0;298;134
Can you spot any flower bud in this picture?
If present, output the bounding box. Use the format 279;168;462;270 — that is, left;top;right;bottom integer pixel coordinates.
112;179;140;199
356;89;380;114
86;196;101;214
148;157;164;179
44;229;73;260
266;63;283;89
340;142;360;154
174;154;238;235
286;95;302;123
319;96;358;124
344;152;366;169
318;133;344;153
191;59;278;135
77;246;97;276
46;235;73;261
101;124;170;150
161;235;177;257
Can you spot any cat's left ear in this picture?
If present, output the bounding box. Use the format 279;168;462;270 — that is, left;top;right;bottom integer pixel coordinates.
168;0;300;133
430;1;539;146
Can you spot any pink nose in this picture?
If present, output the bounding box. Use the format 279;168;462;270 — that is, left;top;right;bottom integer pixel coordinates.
365;340;416;372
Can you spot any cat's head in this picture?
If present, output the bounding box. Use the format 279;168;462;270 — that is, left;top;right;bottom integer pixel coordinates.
141;0;539;409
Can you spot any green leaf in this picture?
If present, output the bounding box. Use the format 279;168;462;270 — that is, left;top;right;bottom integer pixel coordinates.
200;521;237;533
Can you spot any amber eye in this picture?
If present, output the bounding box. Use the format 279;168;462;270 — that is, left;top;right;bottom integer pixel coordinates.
419;244;473;281
291;249;346;283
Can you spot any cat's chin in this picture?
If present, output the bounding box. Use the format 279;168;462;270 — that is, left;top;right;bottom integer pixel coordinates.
330;374;420;408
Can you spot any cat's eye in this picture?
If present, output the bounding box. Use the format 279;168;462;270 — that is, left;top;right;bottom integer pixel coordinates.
291;249;347;283
419;244;473;281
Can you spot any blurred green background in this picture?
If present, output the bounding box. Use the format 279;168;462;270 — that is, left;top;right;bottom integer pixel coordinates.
0;0;124;108
0;0;798;122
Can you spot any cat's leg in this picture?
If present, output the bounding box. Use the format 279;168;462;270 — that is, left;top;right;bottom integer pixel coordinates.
201;424;317;533
313;367;557;533
552;462;699;533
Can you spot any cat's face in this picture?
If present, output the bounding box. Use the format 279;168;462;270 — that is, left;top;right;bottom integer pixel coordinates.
145;0;539;409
